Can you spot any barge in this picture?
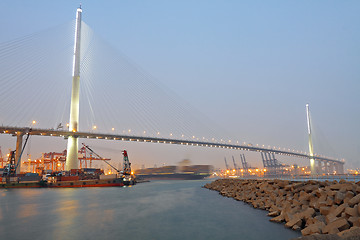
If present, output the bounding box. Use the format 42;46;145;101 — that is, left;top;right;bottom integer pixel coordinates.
1;144;136;189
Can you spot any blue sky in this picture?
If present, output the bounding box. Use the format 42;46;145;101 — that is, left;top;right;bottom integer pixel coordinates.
0;1;359;170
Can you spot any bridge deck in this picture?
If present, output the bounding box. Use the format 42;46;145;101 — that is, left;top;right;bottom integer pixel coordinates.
0;126;344;164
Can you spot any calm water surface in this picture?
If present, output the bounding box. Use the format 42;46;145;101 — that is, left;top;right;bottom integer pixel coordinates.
0;180;301;240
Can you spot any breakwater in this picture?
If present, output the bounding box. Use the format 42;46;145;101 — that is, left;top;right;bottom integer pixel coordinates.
204;179;360;239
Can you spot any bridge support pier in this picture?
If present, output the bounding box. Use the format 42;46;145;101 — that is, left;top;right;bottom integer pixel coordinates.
66;136;78;170
329;162;335;174
317;160;322;175
334;163;344;175
338;163;344;175
324;161;329;174
15;132;24;174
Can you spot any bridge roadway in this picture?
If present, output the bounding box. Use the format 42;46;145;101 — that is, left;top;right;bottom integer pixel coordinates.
0;126;344;164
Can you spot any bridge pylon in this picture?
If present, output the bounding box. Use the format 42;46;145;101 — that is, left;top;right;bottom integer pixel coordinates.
66;6;82;171
306;104;316;175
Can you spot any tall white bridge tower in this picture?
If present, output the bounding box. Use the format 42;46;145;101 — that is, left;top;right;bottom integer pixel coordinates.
306;104;315;175
66;6;82;170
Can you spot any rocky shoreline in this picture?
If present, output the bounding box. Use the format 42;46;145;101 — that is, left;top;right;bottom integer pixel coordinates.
204;179;360;240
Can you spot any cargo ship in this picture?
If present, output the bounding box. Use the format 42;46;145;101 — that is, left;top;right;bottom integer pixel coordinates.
134;160;213;181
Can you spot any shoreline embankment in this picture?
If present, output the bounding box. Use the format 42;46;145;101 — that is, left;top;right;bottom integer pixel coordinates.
204;179;360;240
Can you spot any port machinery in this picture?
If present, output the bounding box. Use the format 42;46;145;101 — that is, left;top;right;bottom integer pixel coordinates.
21;144;112;174
82;144;135;185
1;130;136;187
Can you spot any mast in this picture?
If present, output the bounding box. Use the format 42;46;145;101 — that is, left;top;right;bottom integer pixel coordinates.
306;104;315;175
66;6;82;170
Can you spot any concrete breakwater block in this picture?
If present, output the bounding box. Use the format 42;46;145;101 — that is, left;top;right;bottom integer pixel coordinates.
203;179;360;239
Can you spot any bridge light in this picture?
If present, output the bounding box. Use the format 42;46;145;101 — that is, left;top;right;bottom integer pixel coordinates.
112;128;115;131
93;125;97;130
32;120;36;125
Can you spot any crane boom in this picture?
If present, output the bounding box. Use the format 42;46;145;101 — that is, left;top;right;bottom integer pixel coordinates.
82;143;120;172
224;157;229;170
232;156;238;170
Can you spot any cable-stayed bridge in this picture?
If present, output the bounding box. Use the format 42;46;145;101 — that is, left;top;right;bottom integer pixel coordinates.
0;125;345;174
0;7;345;175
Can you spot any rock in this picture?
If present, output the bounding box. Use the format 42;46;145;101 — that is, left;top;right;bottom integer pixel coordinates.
270;214;284;223
355;186;360;193
333;203;349;218
301;207;316;221
301;222;326;236
348;194;360;207
326;214;339;225
204;179;360;239
267;211;279;217
285;216;302;228
345;207;359;217
304;184;319;193
323;218;350;234
337;226;360;238
330;184;343;191
292;224;301;231
345;191;355;200
314;215;326;224
299;192;312;202
284;210;294;222
339;184;354;193
347;216;360;227
320;206;331;216
335;192;345;205
326;196;335;206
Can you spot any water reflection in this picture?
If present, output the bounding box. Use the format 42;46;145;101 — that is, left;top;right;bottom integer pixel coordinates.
50;200;80;239
0;181;301;240
17;203;38;219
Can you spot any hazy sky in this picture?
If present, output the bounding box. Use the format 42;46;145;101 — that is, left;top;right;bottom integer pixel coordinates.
0;1;359;170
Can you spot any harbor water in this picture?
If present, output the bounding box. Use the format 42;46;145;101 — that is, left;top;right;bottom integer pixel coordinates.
0;180;301;240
